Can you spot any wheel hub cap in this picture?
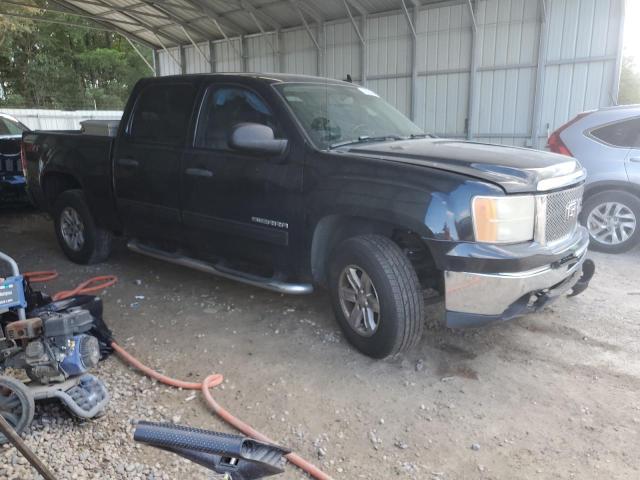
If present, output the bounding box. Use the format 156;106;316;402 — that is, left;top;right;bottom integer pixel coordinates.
587;201;636;246
338;265;381;337
60;206;85;251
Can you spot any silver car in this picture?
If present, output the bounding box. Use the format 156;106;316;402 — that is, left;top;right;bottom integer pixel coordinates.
548;105;640;253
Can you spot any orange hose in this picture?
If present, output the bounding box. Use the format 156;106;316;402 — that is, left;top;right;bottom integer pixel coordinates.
51;275;118;301
23;271;59;283
26;271;334;480
112;343;334;480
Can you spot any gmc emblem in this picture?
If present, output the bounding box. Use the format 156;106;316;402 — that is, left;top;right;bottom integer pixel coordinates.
565;200;579;219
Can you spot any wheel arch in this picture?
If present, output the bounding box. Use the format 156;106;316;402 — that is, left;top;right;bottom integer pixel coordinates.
310;214;435;287
584;180;640;201
41;170;83;210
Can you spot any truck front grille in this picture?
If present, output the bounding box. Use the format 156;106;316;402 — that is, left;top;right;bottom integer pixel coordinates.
539;184;584;244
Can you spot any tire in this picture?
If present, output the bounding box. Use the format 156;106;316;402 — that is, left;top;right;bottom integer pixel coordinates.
53;189;113;264
582;190;640;254
328;234;425;359
0;376;35;444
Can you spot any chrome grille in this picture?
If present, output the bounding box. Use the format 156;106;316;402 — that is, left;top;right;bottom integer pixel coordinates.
538;185;584;244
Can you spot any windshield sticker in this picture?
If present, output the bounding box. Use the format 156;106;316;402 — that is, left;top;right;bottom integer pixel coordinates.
358;87;379;97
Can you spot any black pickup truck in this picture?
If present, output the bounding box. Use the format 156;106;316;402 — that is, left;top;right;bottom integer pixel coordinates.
22;74;594;358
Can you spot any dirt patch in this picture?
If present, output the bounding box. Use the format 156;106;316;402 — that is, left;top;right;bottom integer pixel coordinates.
1;211;639;479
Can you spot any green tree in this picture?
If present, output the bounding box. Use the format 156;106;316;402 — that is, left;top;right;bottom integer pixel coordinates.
0;5;153;109
619;56;640;105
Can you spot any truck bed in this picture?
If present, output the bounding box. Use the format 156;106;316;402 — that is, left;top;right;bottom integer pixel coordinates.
22;130;121;231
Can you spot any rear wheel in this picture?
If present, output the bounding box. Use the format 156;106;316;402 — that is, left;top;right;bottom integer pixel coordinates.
583;190;640;254
328;235;425;358
53;190;113;264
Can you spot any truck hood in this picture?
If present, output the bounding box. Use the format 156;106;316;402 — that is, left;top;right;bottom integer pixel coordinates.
343;138;586;193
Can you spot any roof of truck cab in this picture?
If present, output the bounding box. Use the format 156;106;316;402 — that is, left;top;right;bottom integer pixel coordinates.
143;73;352;86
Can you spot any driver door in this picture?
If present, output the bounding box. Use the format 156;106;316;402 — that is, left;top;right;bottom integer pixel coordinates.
181;83;303;271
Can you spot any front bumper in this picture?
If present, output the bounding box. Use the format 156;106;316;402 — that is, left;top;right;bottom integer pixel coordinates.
443;227;593;328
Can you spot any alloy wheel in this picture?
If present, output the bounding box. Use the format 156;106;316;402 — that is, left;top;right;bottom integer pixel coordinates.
338;265;381;337
60;206;85;251
587;201;636;246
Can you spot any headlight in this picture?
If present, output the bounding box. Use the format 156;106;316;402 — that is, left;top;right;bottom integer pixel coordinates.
472;195;535;243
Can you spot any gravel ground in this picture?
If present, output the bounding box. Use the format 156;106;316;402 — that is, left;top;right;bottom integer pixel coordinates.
1;209;639;480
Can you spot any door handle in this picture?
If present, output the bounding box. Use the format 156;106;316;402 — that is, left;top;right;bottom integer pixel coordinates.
118;158;139;167
185;167;213;178
629;157;640;163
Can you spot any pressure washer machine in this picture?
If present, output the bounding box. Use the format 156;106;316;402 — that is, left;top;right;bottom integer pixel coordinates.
0;251;110;443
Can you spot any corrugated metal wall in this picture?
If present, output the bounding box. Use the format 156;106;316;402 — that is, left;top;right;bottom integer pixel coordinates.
2;109;123;130
156;0;624;148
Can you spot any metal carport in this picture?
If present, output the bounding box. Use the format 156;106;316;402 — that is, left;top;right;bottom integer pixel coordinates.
2;0;626;148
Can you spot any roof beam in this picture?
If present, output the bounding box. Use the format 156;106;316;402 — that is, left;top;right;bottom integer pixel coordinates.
342;0;365;45
44;0;160;47
3;1;146;29
340;0;368;17
186;0;246;35
293;0;324;25
289;1;320;50
57;0;184;44
71;0;171;21
239;0;281;31
138;0;214;41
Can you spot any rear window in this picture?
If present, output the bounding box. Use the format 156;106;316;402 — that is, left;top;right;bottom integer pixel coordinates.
0;117;28;136
129;83;196;146
590;117;640;148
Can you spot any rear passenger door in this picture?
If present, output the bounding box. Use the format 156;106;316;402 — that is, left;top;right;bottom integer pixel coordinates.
181;83;303;271
114;82;197;240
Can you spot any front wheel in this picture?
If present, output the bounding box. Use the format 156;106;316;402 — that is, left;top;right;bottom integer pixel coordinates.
328;235;425;358
582;190;640;254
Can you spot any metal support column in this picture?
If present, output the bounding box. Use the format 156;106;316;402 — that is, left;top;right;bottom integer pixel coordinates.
153;49;160;76
180;45;187;74
241;35;249;72
410;6;419;122
277;30;286;72
209;40;216;72
361;15;368;85
530;0;548;148
466;0;479;141
318;23;325;77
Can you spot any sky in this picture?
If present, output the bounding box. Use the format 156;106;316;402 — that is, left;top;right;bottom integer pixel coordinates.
625;0;640;59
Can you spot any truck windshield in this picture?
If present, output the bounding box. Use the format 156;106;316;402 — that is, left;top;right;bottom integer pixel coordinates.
274;83;424;150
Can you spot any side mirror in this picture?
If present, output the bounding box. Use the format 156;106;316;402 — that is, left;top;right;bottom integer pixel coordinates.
229;123;288;156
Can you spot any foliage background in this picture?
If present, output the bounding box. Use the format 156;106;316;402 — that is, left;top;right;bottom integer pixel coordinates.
619;57;640;105
0;5;153;110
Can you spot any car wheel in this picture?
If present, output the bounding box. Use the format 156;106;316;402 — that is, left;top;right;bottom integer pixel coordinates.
328;235;425;358
53;190;113;264
582;190;640;254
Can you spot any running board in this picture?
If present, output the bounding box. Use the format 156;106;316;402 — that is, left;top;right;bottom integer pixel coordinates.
127;240;313;295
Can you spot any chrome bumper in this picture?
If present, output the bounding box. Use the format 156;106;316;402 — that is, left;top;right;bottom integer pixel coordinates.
444;232;591;328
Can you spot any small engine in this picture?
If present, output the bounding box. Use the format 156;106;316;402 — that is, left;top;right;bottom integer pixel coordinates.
1;307;102;384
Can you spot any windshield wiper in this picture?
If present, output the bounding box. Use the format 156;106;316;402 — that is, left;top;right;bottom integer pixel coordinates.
329;135;405;150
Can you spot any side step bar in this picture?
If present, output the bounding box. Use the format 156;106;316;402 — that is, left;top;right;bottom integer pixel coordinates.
127;240;313;295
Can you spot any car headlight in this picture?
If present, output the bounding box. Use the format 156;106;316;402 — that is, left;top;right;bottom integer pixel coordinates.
472;195;535;243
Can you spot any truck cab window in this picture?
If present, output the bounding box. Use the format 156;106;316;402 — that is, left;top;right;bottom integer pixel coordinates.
196;86;277;150
129;84;196;146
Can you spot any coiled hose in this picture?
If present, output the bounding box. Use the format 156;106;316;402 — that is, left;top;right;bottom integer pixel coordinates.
25;271;334;480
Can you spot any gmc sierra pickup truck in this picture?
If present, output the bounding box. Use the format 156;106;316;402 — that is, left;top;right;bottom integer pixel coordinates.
22;74;594;358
